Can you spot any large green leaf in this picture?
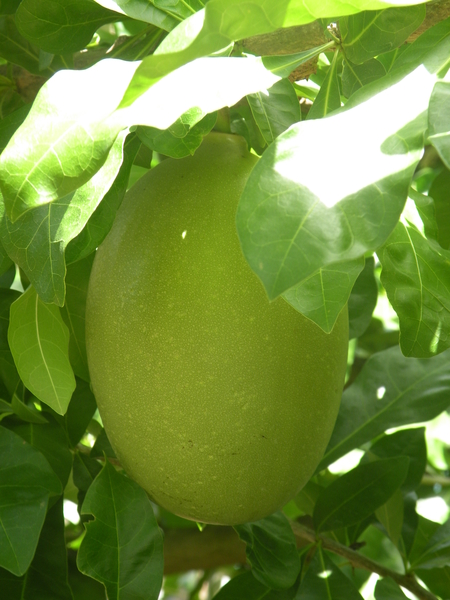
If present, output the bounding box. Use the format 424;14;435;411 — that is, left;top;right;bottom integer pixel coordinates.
297;547;364;599
428;168;450;249
0;130;128;305
234;512;300;590
8;286;76;414
78;460;164;600
340;5;425;65
0;16;56;75
313;456;409;532
379;219;450;357
0;55;278;222
0;498;73;599
59;377;97;447
236;65;432;318
0;426;61;576
16;0;118;54
375;488;404;547
318;345;450;470
341;58;386;98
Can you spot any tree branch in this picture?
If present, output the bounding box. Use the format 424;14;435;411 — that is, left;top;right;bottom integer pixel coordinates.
290;521;438;600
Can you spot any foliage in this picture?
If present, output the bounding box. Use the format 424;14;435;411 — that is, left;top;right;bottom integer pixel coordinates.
0;0;449;599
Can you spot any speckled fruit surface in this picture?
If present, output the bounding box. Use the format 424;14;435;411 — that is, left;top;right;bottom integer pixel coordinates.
86;132;348;525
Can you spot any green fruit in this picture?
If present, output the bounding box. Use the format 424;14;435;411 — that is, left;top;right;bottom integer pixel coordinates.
86;132;348;525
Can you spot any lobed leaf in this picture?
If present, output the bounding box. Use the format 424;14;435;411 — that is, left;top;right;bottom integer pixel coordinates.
8;286;76;414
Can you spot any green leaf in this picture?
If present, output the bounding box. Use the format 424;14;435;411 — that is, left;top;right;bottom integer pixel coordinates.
213;571;299;600
341;59;386;98
0;498;73;599
283;257;363;333
348;256;378;339
0;426;61;576
247;78;300;145
0;130;128;305
319;345;450;470
428;80;450;169
416;566;450;599
379;219;450;357
11;392;48;423
297;547;364;599
410;517;450;570
400;492;419;558
16;0;118;54
8;286;76;414
0;61;133;221
78;460;164;600
137;110;217;158
236;65;432;304
0;16;55;75
428;168;450;249
0;288;20;397
153;0;203;21
65;133;140;265
8;413;73;488
374;577;409;599
313;456;409;532
0;104;30;154
370;428;427;494
90;427;116;459
234;512;300;590
0;55;278;221
261;42;334;78
60;254;94;382
340;5;425;64
375;488;404;547
60;377;97;447
307;49;341;120
93;0;179;30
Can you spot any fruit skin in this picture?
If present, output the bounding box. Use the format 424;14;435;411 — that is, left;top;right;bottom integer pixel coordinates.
86;132;348;525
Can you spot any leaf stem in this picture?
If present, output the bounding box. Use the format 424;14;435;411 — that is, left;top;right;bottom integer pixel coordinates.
290;521;438;600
